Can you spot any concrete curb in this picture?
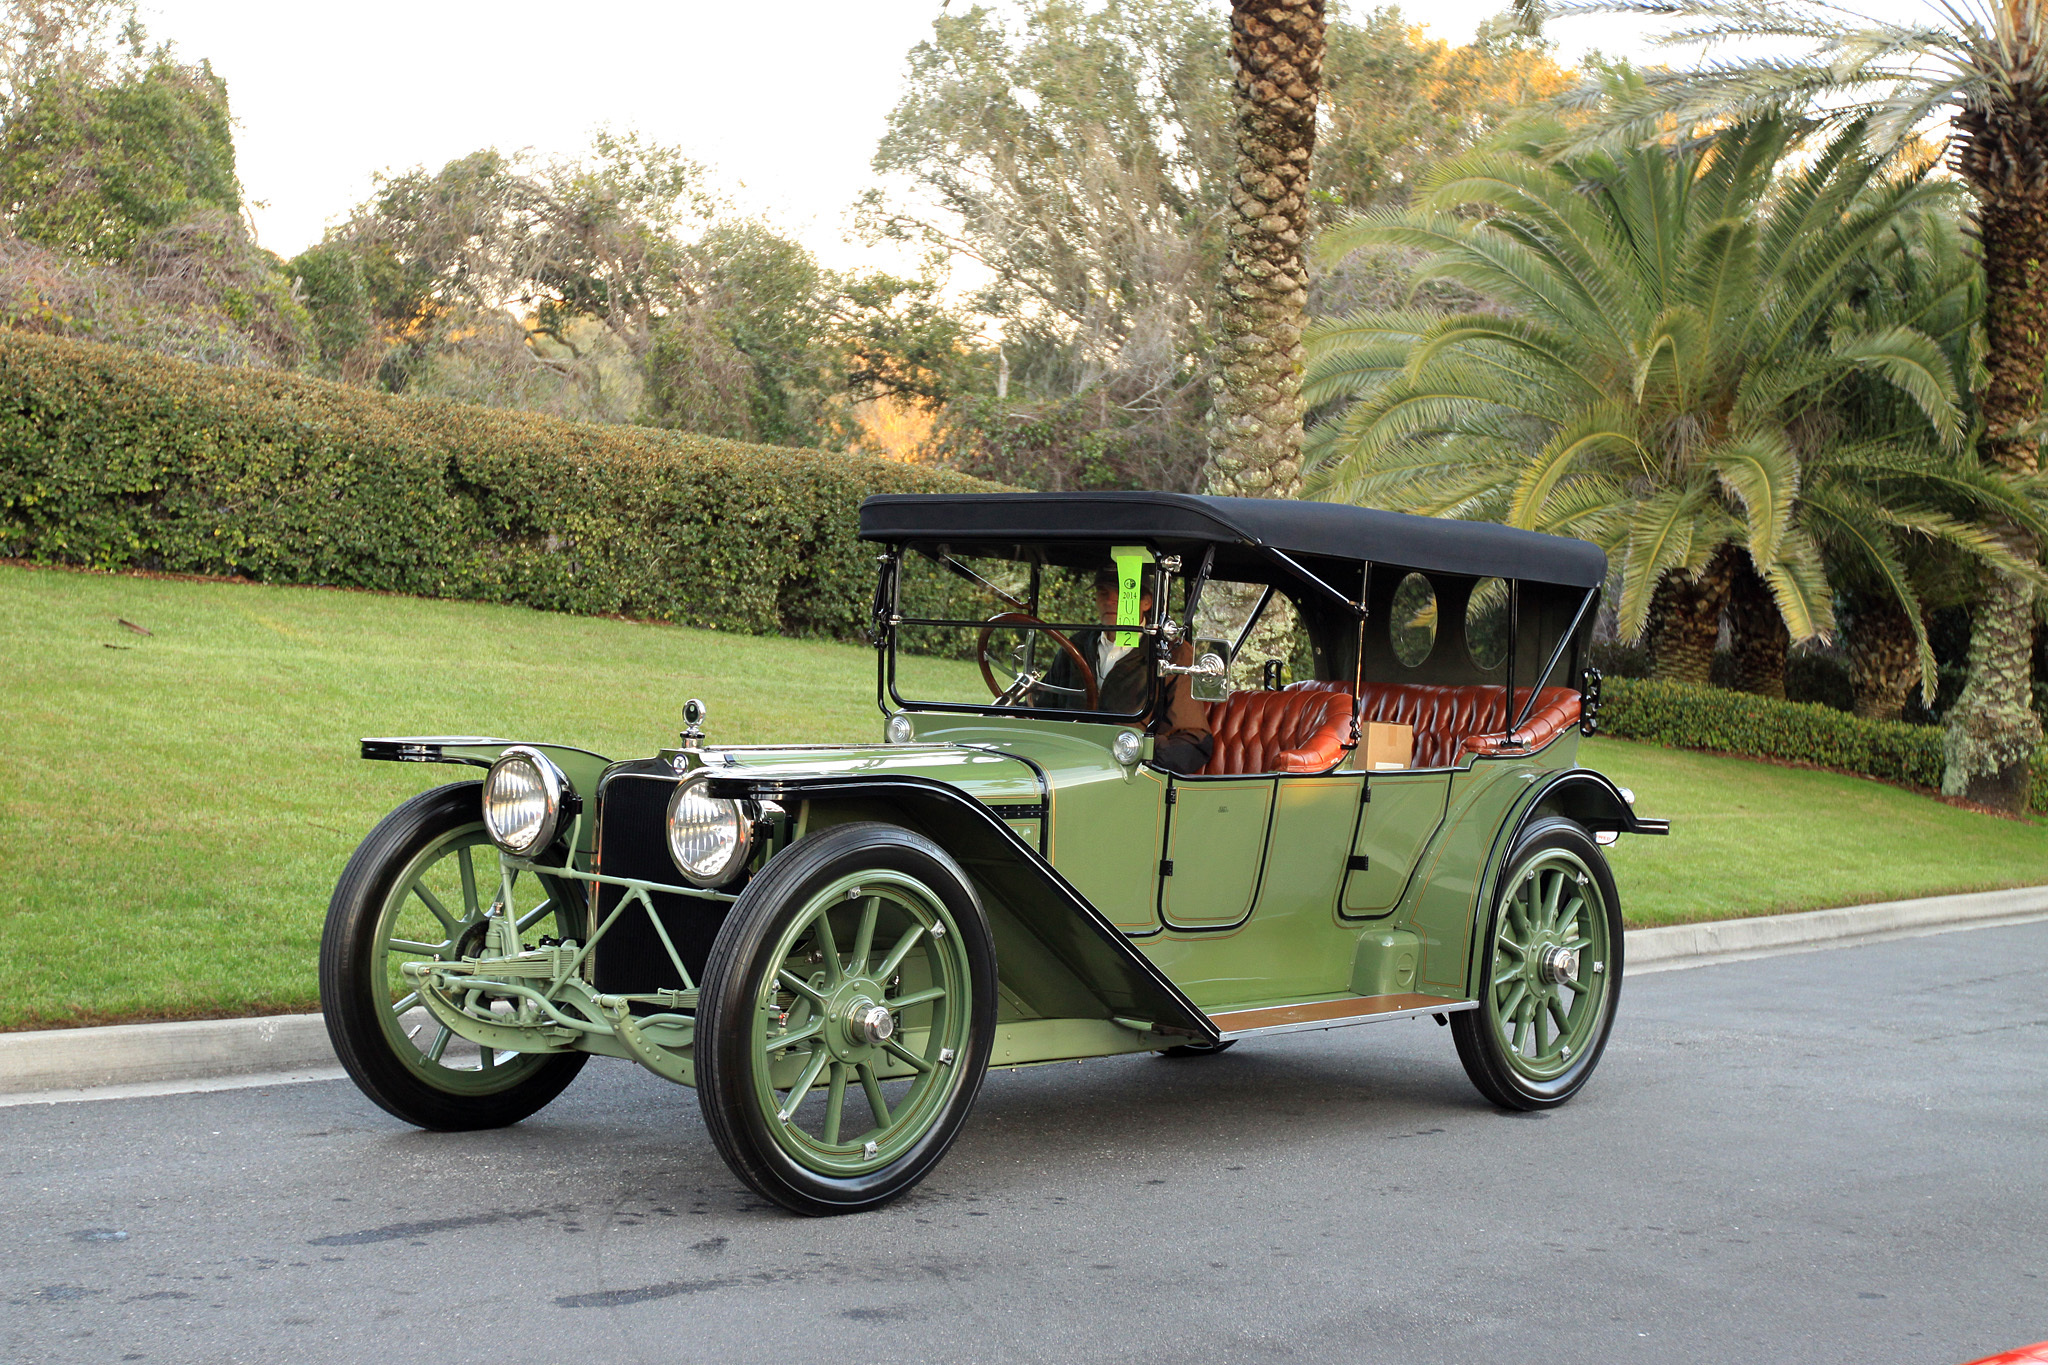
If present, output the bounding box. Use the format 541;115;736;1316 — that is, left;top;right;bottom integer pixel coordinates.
1625;884;2048;973
4;885;2045;1102
0;1012;335;1098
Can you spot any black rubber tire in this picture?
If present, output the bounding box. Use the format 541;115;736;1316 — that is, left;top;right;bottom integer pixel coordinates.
319;781;587;1130
1451;816;1623;1111
695;822;997;1216
1158;1039;1237;1059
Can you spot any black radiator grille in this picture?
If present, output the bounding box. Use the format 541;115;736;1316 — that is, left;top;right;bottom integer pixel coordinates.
590;767;734;997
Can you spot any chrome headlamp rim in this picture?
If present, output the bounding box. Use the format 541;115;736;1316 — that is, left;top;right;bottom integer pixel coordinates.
665;773;754;888
481;745;567;857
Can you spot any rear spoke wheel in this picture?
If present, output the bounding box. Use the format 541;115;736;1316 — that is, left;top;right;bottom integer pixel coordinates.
1451;819;1622;1111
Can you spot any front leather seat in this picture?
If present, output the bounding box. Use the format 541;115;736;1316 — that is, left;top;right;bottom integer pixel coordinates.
1200;687;1355;775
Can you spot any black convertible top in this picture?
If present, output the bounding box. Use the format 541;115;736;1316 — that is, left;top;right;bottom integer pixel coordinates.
860;491;1606;588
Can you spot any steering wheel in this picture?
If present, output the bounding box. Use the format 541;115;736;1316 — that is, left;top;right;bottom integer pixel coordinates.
976;612;1100;709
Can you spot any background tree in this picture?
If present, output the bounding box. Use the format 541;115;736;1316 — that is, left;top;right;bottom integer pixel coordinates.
0;0;303;368
1204;0;1326;507
1509;0;2048;810
1305;116;2016;689
867;1;1571;496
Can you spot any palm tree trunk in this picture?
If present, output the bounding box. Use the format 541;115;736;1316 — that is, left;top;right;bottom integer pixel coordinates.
1205;0;1325;501
1944;550;2042;807
1726;555;1787;699
1846;597;1919;723
1645;547;1736;687
1204;0;1326;672
1943;180;2048;810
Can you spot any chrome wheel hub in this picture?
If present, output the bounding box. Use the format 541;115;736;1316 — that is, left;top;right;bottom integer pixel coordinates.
848;999;895;1045
1539;944;1581;986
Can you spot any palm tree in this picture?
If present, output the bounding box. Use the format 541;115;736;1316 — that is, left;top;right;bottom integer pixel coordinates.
1304;115;2021;686
1207;0;1327;503
1510;0;2048;808
1204;0;1328;673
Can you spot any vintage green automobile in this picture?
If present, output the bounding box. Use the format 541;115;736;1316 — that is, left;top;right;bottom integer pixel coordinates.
321;492;1666;1214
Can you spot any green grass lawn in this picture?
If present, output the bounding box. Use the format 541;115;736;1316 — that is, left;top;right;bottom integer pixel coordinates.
3;563;2041;1030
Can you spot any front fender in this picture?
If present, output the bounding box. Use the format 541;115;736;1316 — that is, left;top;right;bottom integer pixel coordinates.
360;737;612;858
705;772;1218;1045
359;736;612;798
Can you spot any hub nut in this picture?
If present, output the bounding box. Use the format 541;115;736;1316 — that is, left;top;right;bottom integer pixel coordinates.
1539;945;1581;986
849;1001;895;1045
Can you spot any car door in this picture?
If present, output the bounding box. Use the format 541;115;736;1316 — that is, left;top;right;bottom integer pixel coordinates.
1156;774;1275;930
1340;769;1454;917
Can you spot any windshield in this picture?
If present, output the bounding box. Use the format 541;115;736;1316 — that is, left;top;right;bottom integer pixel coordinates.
885;545;1165;719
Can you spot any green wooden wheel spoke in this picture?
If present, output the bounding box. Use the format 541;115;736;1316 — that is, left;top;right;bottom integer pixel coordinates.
1499;980;1528;1021
850;896;880;976
478;1043;496;1071
1547;997;1570;1036
777;969;828;1004
780;1048;832;1118
1541;873;1564;930
457;844;481;918
882;1039;934;1074
424;1025;452;1064
390;990;420;1016
857;1063;891;1128
812;912;843;986
1492;963;1522;988
766;1019;824;1055
386;937;443;956
873;924;927;982
823;1063;848;1146
412;883;460;934
515;898;553;934
886;984;945;1011
1533;1003;1550;1055
1496;936;1526;959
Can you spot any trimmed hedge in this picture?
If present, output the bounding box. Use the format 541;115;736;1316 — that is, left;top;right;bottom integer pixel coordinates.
0;331;1001;638
1600;677;2048;814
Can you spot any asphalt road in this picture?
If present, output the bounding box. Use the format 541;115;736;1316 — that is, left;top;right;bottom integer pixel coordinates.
4;922;2046;1365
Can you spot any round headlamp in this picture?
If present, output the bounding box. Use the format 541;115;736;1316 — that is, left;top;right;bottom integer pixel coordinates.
666;775;753;887
481;746;568;856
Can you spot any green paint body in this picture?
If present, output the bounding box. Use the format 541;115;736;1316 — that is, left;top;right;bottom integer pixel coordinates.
382;715;1614;1083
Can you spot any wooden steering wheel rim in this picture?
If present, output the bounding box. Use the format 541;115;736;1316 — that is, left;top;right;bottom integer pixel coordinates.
975;611;1100;709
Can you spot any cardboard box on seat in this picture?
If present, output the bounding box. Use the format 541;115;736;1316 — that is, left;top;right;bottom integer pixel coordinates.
1355;721;1413;771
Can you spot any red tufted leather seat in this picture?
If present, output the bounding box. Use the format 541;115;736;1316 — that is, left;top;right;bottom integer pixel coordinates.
1288;680;1581;769
1199;687;1356;775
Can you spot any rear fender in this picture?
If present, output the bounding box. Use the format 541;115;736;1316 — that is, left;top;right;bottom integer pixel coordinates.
705;773;1218;1045
1460;768;1667;998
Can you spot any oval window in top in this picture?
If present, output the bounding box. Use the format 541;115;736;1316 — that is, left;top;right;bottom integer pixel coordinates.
1466;577;1511;673
1389;572;1437;668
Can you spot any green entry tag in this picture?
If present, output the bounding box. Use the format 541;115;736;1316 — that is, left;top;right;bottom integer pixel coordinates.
1111;545;1154;648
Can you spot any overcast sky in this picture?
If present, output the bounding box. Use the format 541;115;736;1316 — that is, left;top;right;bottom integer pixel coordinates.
137;0;1937;268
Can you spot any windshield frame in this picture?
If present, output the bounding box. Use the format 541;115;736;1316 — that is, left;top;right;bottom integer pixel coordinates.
874;541;1177;722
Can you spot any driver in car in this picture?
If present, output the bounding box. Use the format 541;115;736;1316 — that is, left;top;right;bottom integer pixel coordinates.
1041;565;1213;775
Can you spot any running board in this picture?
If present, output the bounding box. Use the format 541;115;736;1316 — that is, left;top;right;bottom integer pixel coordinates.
1210;993;1477;1040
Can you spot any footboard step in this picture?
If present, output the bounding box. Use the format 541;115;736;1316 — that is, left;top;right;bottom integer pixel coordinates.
1210;993;1476;1040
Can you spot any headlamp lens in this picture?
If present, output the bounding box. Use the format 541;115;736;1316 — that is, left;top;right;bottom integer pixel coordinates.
666;776;751;886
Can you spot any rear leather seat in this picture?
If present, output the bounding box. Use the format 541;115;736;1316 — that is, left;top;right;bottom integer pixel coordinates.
1196;681;1583;777
1292;680;1582;769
